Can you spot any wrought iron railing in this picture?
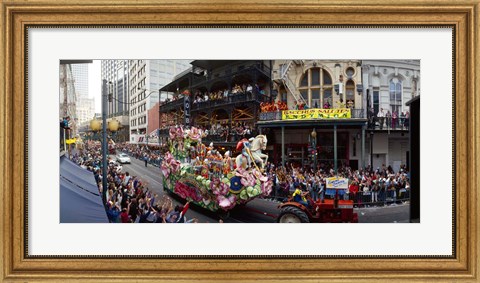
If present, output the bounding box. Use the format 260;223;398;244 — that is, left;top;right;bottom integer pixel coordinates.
367;115;410;130
159;97;185;112
351;109;366;119
259;111;283;121
191;91;268;111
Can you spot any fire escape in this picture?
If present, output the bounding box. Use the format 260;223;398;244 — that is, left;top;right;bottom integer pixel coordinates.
278;60;307;106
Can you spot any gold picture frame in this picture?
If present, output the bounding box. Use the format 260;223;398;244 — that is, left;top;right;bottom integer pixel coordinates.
1;0;479;282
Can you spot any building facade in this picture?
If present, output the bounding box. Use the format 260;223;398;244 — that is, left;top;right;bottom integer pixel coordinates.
128;60;191;144
70;64;95;129
257;59;419;172
159;60;272;147
100;60;131;142
59;64;77;135
147;101;160;144
259;60;366;170
71;64;89;98
272;60;363;110
362;60;420;171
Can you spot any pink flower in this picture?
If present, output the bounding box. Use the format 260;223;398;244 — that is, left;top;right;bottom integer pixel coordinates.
175;127;184;140
252;169;268;182
217;194;237;210
188;127;201;141
165;152;174;160
220;182;229;194
175;182;203;202
241;173;256;187
169;127;176;140
235;167;247;177
161;151;181;178
210;178;221;195
161;166;171;178
261;180;273;196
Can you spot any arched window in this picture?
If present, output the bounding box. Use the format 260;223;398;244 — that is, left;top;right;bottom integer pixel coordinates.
298;68;333;108
389;79;402;114
345;79;355;108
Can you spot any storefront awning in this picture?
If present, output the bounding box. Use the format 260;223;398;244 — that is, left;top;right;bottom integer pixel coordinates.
60;156;108;223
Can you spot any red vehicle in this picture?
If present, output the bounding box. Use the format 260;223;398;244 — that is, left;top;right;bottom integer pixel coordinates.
277;191;358;223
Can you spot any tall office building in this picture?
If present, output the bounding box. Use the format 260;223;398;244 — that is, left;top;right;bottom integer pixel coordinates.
71;64;89;98
101;60;131;142
71;64;95;126
128;60;191;144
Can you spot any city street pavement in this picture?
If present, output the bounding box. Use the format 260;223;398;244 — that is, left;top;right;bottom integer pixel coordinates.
355;203;411;223
115;153;411;223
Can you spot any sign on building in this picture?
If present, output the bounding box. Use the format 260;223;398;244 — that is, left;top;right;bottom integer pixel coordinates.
282;109;351;120
184;91;191;127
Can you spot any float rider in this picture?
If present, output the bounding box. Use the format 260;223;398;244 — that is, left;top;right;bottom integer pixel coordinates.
292;185;310;208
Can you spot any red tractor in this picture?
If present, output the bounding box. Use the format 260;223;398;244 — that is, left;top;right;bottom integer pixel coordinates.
277;190;358;223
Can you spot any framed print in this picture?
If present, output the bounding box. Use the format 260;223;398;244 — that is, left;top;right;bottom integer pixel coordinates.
1;0;479;282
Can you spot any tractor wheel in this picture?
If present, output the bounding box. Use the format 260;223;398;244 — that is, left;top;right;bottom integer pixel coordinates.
277;206;310;223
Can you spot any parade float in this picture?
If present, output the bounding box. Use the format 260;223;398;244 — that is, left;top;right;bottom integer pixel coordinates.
161;126;273;213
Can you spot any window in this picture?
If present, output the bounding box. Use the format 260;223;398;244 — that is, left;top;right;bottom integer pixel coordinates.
300;74;308;87
311;89;320;108
298;68;333;108
389;79;402;114
300;90;308;101
311;69;320;85
346;67;355;78
346;80;355;108
373;89;380;115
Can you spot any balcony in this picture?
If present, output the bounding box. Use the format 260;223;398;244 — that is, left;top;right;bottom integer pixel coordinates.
191;91;269;112
367;116;409;131
259;111;282;121
160;97;185;112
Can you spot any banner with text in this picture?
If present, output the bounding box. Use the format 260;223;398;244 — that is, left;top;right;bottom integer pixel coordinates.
281;108;351;120
326;177;349;189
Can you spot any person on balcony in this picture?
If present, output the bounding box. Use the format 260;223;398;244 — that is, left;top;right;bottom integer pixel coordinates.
386;110;392;129
323;101;331;109
400;111;406;129
392;111;398;129
336;98;345;109
368;108;375;128
377;108;385;130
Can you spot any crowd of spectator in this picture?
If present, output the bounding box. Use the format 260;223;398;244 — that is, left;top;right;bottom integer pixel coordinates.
191;83;265;104
266;161;411;207
70;141;197;223
116;143;163;167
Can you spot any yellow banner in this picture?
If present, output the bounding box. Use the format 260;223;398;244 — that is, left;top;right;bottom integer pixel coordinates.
281;108;351;120
66;138;77;144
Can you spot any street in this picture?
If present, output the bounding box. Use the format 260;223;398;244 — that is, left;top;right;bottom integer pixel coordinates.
116;154;410;223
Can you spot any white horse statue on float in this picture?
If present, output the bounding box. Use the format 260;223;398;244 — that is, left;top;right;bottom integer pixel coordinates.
235;135;268;170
